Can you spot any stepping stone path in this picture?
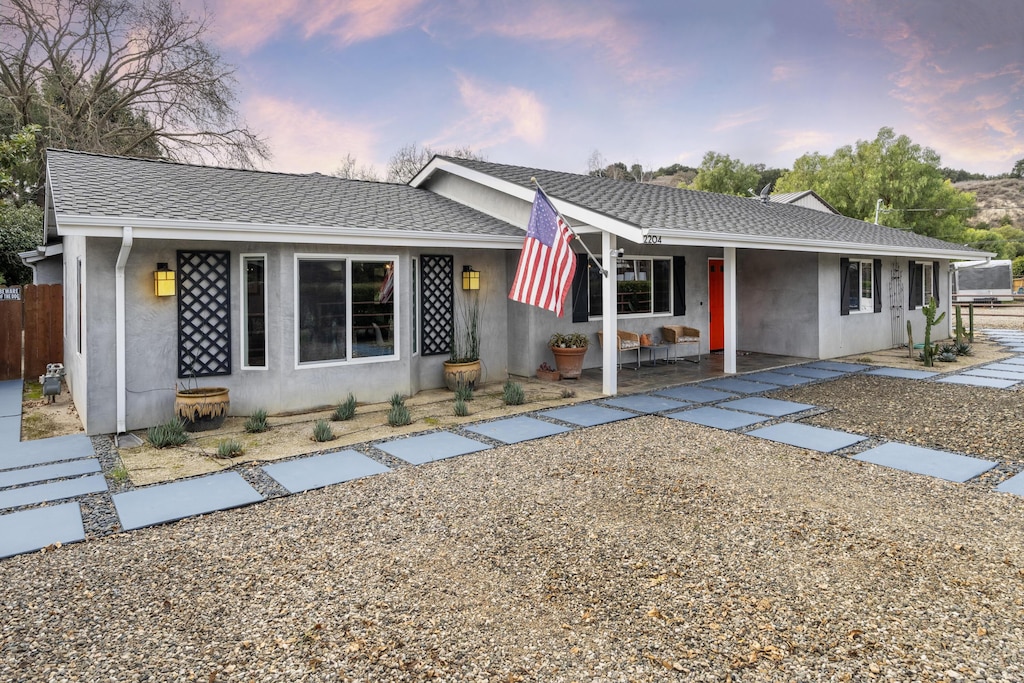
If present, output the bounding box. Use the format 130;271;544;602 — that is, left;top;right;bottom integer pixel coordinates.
4;332;1024;560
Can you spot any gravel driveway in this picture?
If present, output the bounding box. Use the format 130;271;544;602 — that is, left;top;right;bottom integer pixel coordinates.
3;405;1023;681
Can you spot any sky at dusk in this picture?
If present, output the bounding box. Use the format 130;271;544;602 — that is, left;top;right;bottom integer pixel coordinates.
189;0;1024;178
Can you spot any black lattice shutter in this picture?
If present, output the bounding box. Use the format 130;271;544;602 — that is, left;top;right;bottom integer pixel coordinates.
177;250;232;377
420;255;453;356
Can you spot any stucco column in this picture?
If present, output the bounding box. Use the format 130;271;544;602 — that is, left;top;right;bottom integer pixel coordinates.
724;246;737;374
602;231;617;395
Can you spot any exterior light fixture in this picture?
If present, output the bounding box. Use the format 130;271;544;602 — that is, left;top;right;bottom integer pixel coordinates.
154;262;176;297
462;265;480;291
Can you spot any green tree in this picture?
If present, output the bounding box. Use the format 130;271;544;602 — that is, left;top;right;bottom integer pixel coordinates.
688;151;761;196
1012;255;1024;278
0;124;39;204
962;228;1008;258
776;127;975;241
1012;158;1024;179
0;202;43;285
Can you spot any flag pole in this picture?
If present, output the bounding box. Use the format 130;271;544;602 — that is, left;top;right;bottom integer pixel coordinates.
531;177;608;277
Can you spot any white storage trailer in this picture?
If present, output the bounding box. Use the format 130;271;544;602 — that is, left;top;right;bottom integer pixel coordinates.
952;260;1014;302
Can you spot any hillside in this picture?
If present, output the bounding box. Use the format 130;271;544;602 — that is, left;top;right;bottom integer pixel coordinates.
954;177;1024;227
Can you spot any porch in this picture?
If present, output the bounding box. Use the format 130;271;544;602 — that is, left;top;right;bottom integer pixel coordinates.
563;351;813;396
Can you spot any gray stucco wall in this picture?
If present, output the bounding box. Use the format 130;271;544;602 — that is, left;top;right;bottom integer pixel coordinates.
737;249;820;358
816;255;951;359
61;236;88;432
76;237;513;434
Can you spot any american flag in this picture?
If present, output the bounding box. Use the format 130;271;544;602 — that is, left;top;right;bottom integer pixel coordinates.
509;189;577;316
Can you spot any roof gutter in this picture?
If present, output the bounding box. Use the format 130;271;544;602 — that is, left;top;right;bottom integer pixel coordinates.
115;226;133;435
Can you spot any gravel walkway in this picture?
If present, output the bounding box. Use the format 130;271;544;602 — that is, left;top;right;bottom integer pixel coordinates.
3;409;1024;681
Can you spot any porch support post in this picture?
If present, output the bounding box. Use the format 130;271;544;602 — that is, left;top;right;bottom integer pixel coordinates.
602;231;617;396
723;246;737;374
115;226;133;434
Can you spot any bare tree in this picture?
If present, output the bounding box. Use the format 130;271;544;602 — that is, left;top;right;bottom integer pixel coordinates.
385;143;483;184
333;153;380;181
0;0;268;193
586;149;606;177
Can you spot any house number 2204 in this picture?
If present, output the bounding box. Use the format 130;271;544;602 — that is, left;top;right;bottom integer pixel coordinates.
642;234;662;244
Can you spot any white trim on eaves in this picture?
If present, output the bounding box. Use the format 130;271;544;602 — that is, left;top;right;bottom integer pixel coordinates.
50;214;525;249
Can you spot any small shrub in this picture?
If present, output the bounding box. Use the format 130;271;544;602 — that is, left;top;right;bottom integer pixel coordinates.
938;342;957;356
216;438;245;458
389;392;405;408
454;382;474;402
147;419;188;448
312;419;335;442
387;403;411;427
453;397;469;417
954;341;972;356
332;394;357;421
502;379;525;406
936;352;957;363
110;465;130;484
560;388;576;399
424;416;440;426
244;409;270;433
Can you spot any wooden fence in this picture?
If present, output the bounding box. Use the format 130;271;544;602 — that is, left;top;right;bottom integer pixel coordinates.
0;284;63;381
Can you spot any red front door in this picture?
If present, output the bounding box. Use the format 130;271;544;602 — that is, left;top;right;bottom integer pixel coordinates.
708;259;724;351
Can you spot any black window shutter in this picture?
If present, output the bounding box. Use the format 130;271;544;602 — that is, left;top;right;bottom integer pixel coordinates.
908;260;921;310
672;255;686;316
873;259;882;313
571;252;589;323
839;257;850;316
932;261;940;305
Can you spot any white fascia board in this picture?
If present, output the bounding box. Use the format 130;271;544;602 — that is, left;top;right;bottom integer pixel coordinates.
411;158;645;243
51;214;524;249
649;231;989;260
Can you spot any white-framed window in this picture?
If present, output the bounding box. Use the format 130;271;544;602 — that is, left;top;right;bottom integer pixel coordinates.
588;256;672;317
845;259;874;313
241;254;267;369
921;262;934;307
294;255;397;366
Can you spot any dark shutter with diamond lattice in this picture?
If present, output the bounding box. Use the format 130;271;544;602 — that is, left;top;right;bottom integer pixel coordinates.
420;255;453;356
177;251;232;377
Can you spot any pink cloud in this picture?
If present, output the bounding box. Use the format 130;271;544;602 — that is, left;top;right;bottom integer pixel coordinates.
471;2;678;85
246;95;381;174
430;74;547;150
832;0;1024;172
712;107;769;133
205;0;427;52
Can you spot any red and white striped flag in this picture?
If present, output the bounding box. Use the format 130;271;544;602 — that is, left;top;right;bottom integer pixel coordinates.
509;189;577;316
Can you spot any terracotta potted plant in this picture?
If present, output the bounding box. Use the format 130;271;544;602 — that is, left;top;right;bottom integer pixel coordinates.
536;362;560;382
443;296;481;390
548;332;588;379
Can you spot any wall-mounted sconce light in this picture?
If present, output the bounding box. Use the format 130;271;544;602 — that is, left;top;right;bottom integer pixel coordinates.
462;265;480;290
154;262;176;297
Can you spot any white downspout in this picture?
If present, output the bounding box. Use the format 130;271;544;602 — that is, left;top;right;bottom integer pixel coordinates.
115;226;133;434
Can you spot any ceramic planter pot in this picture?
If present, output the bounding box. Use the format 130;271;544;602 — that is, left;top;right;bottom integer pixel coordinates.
443;359;481;391
175;387;230;432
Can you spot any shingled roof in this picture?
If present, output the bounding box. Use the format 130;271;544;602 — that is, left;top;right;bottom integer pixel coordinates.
431;157;984;258
45;149;523;241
